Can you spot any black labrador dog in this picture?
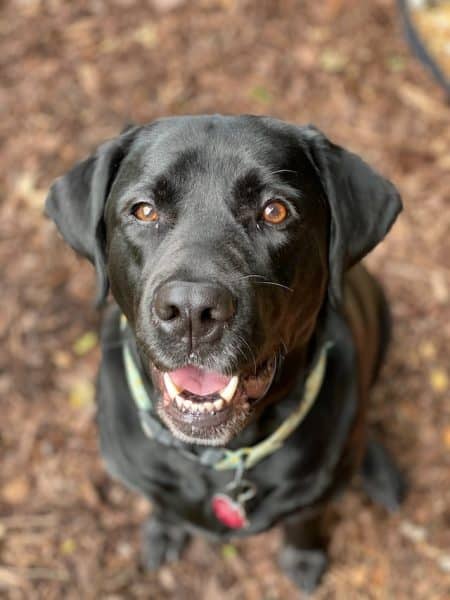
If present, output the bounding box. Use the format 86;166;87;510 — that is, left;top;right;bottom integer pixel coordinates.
46;115;405;593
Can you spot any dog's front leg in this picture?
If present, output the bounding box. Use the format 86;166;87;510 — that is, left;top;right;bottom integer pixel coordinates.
140;512;190;571
278;510;328;595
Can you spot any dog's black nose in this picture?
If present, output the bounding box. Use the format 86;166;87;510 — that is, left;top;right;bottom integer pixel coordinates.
153;281;235;343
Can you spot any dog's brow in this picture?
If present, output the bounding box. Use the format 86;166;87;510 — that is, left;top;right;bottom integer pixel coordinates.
232;169;263;199
152;175;172;199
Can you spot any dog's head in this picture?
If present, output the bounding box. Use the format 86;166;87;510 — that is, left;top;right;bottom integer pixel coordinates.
46;115;401;446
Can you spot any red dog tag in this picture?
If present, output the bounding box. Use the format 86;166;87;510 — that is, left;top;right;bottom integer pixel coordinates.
212;493;248;529
211;479;256;529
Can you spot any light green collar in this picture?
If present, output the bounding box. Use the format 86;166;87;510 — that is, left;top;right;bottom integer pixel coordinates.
120;315;330;472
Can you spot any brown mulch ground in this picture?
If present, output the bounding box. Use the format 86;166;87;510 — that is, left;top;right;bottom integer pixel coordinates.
1;1;449;598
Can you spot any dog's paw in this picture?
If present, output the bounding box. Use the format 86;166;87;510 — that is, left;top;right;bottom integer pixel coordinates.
361;437;407;511
140;516;189;571
279;546;328;595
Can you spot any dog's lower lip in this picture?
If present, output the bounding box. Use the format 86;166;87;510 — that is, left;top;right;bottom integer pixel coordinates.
166;398;241;427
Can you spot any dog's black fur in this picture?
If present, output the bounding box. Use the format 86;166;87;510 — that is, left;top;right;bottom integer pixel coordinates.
46;115;404;593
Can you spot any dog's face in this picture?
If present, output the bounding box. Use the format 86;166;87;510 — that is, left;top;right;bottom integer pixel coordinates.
46;115;401;446
104;117;329;444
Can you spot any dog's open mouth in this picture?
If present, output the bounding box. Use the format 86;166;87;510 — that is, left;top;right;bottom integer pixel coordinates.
150;356;277;445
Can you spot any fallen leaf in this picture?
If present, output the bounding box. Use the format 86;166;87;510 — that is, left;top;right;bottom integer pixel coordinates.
69;380;95;409
429;369;448;394
400;520;427;543
132;25;158;48
442;427;450;448
439;555;450;573
348;564;368;587
117;541;133;558
99;37;122;53
60;538;76;555
430;270;449;304
387;55;407;72
52;350;73;368
398;82;448;118
151;0;186;12
158;566;176;590
221;543;238;559
14;172;46;209
319;49;348;73
2;476;30;504
418;341;437;360
250;85;272;104
72;331;98;356
0;567;27;589
80;479;100;509
78;64;99;95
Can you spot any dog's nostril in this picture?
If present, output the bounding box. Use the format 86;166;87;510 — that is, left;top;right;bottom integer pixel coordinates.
210;297;235;323
165;305;179;321
154;297;180;322
200;307;213;323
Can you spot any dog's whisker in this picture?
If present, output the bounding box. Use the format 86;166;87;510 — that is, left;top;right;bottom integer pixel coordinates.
229;339;249;370
267;169;297;177
235;274;294;293
240;338;258;375
233;333;257;374
238;274;266;280
253;281;293;293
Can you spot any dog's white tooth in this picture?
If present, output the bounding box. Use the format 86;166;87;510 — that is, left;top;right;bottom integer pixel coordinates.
213;398;224;411
219;375;239;402
164;373;183;400
175;395;184;409
204;402;214;412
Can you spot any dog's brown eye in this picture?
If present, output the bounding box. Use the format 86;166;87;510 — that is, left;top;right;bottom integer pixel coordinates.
262;201;288;225
133;202;159;223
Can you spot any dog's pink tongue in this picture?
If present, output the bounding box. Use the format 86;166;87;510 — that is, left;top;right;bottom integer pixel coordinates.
170;366;230;396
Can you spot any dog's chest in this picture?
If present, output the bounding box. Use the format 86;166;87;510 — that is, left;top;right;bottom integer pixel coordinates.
98;400;349;538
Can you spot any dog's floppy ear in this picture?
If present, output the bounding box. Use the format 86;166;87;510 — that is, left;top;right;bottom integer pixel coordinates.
45;128;137;306
300;125;402;306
